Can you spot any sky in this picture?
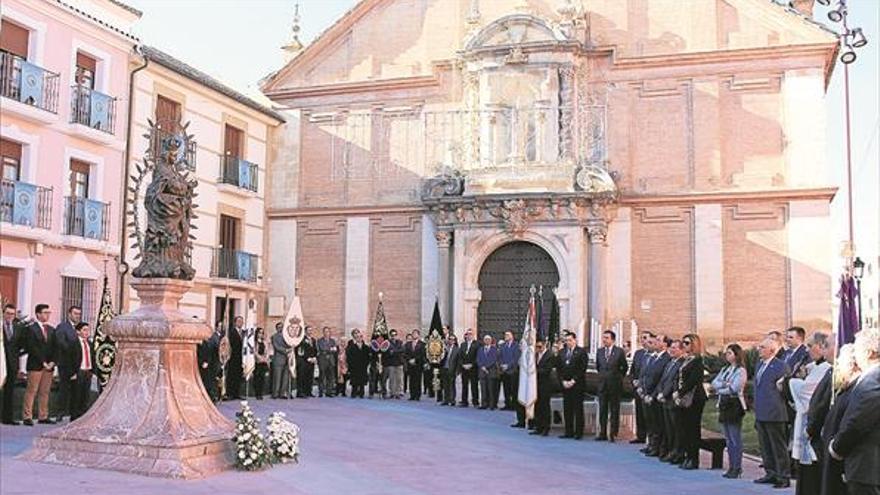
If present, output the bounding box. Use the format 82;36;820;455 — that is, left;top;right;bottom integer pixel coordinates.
124;0;879;314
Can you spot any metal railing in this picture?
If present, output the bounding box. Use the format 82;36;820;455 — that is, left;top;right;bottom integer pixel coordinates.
0;51;60;113
70;85;117;134
218;155;258;192
211;247;259;282
0;179;52;229
63;196;110;240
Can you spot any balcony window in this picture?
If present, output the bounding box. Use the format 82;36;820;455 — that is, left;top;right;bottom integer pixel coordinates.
63;196;109;240
219;155;258;192
211;247;258;282
70;85;116;134
0;178;52;229
0;51;59;113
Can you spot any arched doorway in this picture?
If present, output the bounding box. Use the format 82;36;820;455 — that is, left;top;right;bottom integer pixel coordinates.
477;241;560;340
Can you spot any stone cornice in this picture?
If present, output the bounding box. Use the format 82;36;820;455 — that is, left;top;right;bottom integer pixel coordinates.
264;74;442;102
267;204;426;219
619;187;838;206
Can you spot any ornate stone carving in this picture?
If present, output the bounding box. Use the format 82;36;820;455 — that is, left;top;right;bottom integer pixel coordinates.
503;46;528;65
558;65;575;161
130;121;197;281
575;163;617;195
435;230;452;248
422;167;466;199
489;199;542;236
586;223;608;244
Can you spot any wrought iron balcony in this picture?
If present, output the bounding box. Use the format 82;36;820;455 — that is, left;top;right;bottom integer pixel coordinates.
0;179;52;229
218;155;258;192
149;119;197;171
63;196;110;241
0;51;60;113
211;247;259;282
70;85;117;134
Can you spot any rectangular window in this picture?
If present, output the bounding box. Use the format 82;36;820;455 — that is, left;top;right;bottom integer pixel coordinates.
155;95;181;126
75;52;96;89
0;138;22;181
61;276;96;325
0;19;29;58
219;214;239;251
224;124;244;158
69;159;90;198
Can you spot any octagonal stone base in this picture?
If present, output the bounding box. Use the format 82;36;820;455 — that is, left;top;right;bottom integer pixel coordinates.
20;278;235;479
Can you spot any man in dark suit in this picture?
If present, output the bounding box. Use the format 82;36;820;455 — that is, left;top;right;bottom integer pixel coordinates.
829;328;880;495
595;330;629;442
628;331;652;444
199;327;222;402
753;337;792;489
805;364;833;469
65;322;95;420
440;334;459;405
641;336;671;456
404;329;426;400
2;304;22;424
54;305;81;421
21;304;56;425
558;331;588;440
458;328;479;407
498;330;520;411
226;316;245;400
656;339;685;463
477;334;499;410
296;326;318;398
529;340;557;436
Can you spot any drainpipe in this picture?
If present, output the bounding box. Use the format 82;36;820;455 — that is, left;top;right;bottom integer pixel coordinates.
117;45;149;312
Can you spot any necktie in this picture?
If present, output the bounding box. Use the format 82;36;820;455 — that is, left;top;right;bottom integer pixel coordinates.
41;323;47;341
756;362;767;385
82;338;91;369
605;347;610;361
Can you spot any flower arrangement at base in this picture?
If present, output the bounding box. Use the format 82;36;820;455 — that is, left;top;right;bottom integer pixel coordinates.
266;411;301;464
233;401;273;471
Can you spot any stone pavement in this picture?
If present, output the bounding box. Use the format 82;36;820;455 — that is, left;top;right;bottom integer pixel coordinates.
0;397;790;495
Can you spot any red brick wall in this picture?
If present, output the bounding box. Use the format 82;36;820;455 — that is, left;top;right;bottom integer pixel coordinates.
297;217;346;330
368;214;423;332
722;203;789;343
631;206;695;334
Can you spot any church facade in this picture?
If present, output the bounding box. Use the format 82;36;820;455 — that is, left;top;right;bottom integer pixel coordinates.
262;0;839;349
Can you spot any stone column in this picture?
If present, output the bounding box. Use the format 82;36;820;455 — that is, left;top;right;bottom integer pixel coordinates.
23;278;234;478
587;221;609;332
436;230;454;325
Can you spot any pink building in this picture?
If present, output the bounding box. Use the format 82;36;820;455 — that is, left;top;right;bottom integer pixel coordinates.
0;0;139;322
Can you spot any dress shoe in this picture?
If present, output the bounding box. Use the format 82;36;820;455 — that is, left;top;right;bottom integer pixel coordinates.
23;419;34;426
679;460;698;470
541;431;549;437
573;435;583;440
773;479;791;489
754;475;776;484
38;418;57;425
639;446;651;453
670;455;684;465
629;438;645;444
529;429;545;435
722;469;742;479
645;449;660;457
478;406;488;410
659;454;674;463
595;435;608;441
608;435;616;443
510;423;525;428
559;434;573;439
459;403;468;408
1;420;21;425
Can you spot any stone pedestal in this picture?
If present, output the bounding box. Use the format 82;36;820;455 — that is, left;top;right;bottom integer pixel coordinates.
21;278;234;479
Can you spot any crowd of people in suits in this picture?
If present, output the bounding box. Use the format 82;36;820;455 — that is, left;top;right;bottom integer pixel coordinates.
0;303;97;426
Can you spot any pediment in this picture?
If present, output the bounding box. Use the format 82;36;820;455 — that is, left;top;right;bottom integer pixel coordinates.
464;14;569;52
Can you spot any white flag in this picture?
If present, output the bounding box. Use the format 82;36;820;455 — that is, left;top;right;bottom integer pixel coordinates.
242;327;256;381
282;295;305;378
518;289;538;419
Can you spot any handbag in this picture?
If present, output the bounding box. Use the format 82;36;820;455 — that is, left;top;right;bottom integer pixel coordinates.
718;394;745;422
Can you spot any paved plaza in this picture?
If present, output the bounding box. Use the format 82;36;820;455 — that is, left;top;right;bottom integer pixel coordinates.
1;397;782;495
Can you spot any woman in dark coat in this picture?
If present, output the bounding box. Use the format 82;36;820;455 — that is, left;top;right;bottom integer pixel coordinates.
346;329;370;398
675;333;707;470
821;344;860;495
